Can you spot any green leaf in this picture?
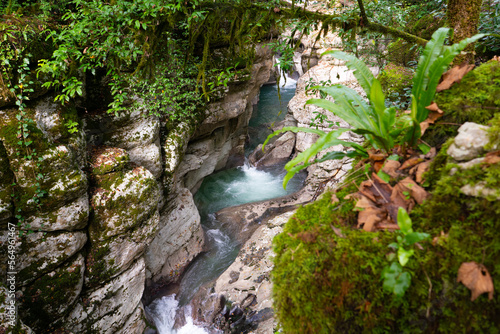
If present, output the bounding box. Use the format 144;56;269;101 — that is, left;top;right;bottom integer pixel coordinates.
404;232;430;245
382;262;411;297
418;143;431;154
377;169;391;183
321;50;375;97
398;247;414;267
397;207;413;235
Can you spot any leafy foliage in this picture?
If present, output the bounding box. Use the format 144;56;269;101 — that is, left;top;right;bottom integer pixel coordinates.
382;207;429;297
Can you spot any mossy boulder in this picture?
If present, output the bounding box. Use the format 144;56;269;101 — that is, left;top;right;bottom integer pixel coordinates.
16;231;87;286
89;166;160;241
63;258;146;333
272;124;500;332
18;253;85;331
424;60;500;148
0;285;33;333
89;147;129;175
377;63;413;108
0;102;88;229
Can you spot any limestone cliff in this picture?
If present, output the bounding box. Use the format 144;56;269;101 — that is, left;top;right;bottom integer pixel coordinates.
0;45;273;333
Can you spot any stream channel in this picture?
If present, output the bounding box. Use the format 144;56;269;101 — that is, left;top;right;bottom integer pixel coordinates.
147;74;304;333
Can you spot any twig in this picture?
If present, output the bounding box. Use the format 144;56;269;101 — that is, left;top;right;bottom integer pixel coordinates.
423;267;433;318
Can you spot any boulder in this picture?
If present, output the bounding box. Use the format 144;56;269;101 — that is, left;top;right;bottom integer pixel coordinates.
248;132;295;167
16;231;87;286
18;253;85;330
0;286;34;333
86;210;160;287
213;211;296;334
84;108;163;178
89;166;160;241
145;187;205;286
447;122;492;161
64;258;146;333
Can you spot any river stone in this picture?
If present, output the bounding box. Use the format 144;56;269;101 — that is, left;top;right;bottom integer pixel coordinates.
447;122;492;161
145;187;205;286
249;132;295;167
128;139;162;178
64;258;146;334
89;166;160;241
214;211;296;334
18;253;85;330
16;231;87;286
86;210;160;287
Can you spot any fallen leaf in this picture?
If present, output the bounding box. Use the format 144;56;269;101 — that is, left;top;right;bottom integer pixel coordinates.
399;158;424;171
331;225;346;238
368;149;386;162
414;161;431;184
425;147;437;159
382;160;401;179
377;221;400;230
483;150;500;165
457;262;494;301
355;195;387;231
436;64;475;92
493;55;499;62
331;193;340;203
420;107;444;136
400;177;431;204
425;102;444;114
388;182;414;222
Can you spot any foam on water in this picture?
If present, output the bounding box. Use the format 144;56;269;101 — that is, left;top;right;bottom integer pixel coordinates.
147;295;209;334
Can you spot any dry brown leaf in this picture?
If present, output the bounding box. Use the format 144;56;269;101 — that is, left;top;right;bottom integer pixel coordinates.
377;221;400;230
493;55;500;62
331;225;346;238
425;102;444;114
420;106;444;136
399;158;424;171
415;161;431;184
483;150;500;165
331;193;340;203
457;262;494;301
388;183;414;222
368;149;386;162
400;177;431;204
382;160;401;179
436;64;475;92
355;196;386;231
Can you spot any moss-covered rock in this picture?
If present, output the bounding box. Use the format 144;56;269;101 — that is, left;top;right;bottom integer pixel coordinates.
0;104;88;227
424;60;500;147
18;253;85;331
377;63;413;107
63;258;146;333
16;231;87;286
0;284;33;333
89;147;129;175
272;126;500;333
86;210;159;288
0;141;13;228
89;166;159;241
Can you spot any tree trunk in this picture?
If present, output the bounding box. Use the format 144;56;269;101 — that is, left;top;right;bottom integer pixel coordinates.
447;0;483;64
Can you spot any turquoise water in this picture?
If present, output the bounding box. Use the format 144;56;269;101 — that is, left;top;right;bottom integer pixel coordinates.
148;75;301;333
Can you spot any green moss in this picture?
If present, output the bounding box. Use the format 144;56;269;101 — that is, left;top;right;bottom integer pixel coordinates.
85;242;119;288
18;254;83;332
377;63;413;107
273;149;500;332
424;60;500;148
